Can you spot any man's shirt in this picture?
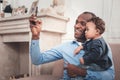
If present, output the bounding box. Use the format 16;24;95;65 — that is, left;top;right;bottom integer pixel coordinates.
30;40;115;80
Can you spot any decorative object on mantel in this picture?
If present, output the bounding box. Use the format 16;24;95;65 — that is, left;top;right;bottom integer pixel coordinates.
0;13;3;18
40;0;65;16
0;0;4;18
1;0;12;17
0;0;3;3
12;5;27;16
3;4;12;13
0;12;4;18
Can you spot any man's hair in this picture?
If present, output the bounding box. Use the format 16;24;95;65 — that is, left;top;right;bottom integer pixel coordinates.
83;12;96;19
88;17;105;34
79;11;97;21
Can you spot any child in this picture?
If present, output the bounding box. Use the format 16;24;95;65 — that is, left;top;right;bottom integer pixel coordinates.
74;17;112;71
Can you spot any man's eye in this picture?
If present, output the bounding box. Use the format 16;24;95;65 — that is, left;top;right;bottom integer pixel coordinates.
75;21;86;26
80;21;86;26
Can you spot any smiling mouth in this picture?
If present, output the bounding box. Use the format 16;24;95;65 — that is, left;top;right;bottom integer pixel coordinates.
75;29;82;33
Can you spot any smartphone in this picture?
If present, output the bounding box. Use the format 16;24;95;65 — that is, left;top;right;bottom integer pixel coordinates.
31;7;38;25
35;7;38;16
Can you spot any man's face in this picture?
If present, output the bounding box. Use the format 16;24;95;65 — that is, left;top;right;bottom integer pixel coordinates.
74;16;86;41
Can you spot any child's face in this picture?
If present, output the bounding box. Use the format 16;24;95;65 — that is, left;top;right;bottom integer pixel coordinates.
85;22;99;39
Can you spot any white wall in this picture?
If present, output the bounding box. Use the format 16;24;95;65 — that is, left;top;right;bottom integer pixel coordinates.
108;0;120;43
8;0;120;43
62;0;105;42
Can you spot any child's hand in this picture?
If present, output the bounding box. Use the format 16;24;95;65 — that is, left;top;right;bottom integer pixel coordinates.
80;58;84;64
74;46;83;55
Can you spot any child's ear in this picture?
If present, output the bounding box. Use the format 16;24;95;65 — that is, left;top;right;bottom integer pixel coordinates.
96;29;100;34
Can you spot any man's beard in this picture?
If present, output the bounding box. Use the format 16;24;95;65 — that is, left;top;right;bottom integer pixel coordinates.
78;29;86;42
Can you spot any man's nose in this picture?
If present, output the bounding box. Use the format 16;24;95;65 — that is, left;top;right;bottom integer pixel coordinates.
75;23;81;28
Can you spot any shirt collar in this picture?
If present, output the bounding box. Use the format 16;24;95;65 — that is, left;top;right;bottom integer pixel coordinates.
72;39;82;46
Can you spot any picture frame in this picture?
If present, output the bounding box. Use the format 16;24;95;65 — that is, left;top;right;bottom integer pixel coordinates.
12;6;26;16
29;0;39;15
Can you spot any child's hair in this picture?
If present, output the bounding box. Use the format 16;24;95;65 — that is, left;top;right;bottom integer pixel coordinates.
88;17;105;34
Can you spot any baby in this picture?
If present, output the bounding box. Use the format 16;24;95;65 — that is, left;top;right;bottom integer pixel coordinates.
74;17;112;71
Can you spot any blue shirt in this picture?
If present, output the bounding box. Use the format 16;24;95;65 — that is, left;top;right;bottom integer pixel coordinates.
30;40;115;80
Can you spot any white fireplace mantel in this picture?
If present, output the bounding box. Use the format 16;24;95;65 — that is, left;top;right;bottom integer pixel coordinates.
0;13;69;42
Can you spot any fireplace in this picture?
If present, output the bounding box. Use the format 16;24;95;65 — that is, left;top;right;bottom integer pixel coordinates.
0;13;68;80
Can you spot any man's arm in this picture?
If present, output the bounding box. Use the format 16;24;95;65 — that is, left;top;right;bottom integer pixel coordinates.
29;15;63;65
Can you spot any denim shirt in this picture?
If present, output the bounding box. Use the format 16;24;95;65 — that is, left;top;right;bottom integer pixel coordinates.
30;40;115;80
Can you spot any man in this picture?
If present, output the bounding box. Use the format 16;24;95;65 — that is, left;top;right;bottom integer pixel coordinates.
29;12;115;80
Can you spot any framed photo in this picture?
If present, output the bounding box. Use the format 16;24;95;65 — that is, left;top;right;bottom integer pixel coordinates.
29;0;39;14
12;6;26;16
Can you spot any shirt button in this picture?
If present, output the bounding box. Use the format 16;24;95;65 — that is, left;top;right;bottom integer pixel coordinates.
33;43;35;45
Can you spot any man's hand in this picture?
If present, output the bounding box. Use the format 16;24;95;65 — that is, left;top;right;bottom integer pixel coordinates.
65;63;87;77
65;63;77;78
29;14;42;40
